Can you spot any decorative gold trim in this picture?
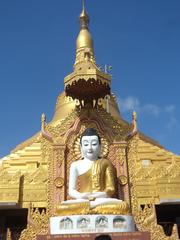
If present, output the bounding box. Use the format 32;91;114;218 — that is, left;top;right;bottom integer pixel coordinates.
19;206;49;240
118;175;128;186
54;177;64;188
127;134;179;240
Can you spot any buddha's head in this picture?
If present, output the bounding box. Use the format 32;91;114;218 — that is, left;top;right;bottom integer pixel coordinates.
80;128;101;161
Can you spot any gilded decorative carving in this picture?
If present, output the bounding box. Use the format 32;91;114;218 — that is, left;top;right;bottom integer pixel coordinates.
41;137;54;215
23;166;47;184
133;153;180;205
135;160;180;182
108;143;126;166
54;177;64;188
133;204;178;240
53;146;65;167
47;109;80;140
167;157;180;178
106;140;129;202
0;169;20;184
19;206;49;240
41;120;67;214
118;175;128;186
127;133;179;239
96;107;131;142
0;169;21;202
6;228;11;240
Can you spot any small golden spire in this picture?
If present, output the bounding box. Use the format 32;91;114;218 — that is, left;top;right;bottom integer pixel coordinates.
132;111;137;133
82;0;85;11
79;0;89;29
74;0;96;66
41;113;46;131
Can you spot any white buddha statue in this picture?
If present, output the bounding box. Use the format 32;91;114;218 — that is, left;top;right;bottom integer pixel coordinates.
57;128;128;215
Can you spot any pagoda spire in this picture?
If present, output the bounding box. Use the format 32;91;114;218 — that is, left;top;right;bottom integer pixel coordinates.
79;0;89;30
64;2;111;107
74;1;96;67
82;0;85;11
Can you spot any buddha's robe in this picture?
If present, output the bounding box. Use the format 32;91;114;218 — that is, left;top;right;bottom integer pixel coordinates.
78;158;116;197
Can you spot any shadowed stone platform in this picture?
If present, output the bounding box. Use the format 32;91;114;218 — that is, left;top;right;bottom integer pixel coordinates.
37;232;151;240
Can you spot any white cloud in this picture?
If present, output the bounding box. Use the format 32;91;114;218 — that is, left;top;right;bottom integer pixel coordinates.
141;104;160;116
167;116;178;131
118;96;140;112
118;96;160;116
118;96;178;131
164;105;175;114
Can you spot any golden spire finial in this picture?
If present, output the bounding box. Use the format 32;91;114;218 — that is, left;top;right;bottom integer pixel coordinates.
79;0;89;29
41;113;46;131
132;110;137;133
74;0;96;66
82;0;85;11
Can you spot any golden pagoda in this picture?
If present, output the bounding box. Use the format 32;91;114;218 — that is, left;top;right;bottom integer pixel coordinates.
0;3;180;240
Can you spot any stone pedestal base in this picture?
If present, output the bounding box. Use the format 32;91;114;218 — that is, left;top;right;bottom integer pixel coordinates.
37;232;151;240
50;215;134;235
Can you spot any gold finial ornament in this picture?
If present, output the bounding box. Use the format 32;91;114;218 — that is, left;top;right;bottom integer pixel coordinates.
132;110;137;133
82;0;85;11
41;113;46;131
76;1;94;62
79;0;89;29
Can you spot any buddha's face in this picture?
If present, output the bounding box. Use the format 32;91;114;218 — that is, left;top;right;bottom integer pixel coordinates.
80;135;100;161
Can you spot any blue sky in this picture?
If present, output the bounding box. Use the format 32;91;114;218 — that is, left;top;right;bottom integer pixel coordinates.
0;0;180;158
